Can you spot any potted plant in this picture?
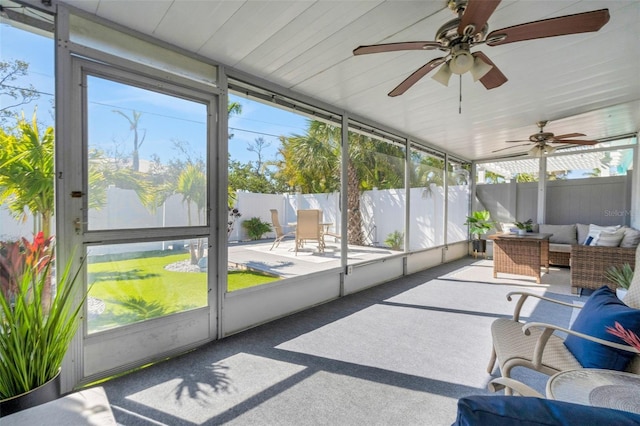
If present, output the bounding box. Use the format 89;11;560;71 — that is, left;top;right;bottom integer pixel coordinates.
384;230;404;251
604;263;634;299
464;210;496;255
515;219;534;235
0;233;85;416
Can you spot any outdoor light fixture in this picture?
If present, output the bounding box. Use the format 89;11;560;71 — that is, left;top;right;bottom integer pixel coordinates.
469;56;493;81
528;144;556;157
449;49;474;75
432;62;452;86
431;45;493;87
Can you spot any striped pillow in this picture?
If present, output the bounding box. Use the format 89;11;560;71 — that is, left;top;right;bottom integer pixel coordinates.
594;229;625;247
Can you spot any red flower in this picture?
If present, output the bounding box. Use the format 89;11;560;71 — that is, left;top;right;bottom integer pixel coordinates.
21;231;53;273
606;321;640;352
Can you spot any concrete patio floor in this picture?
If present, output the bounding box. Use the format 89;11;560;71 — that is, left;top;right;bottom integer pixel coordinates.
227;238;398;278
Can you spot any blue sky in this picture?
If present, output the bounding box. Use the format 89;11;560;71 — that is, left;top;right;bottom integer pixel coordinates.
1;22;308;166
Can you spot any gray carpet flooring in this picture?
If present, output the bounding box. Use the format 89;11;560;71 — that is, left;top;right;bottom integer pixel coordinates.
99;257;584;425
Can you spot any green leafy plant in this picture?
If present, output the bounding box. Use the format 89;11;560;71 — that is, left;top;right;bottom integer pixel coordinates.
605;263;634;290
464;210;495;239
514;219;533;231
0;112;55;239
0;233;86;400
242;217;272;241
385;231;404;251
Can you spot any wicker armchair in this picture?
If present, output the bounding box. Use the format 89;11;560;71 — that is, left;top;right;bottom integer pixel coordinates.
570;244;636;293
487;244;640;395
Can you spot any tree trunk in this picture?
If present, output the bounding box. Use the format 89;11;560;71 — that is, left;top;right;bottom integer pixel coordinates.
197;239;204;260
132;149;139;172
41;211;51;240
189;240;198;265
346;160;365;245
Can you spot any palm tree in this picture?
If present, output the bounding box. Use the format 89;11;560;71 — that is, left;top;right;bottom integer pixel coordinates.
228;101;242;116
278;121;339;193
87;148;154;210
176;163;206;225
113;110;146;172
279;121;405;246
177;163;207;264
0;112;54;238
411;155;444;184
227;101;242;139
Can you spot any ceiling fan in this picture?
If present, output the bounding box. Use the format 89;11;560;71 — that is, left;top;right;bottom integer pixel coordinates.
493;120;599;157
353;0;610;97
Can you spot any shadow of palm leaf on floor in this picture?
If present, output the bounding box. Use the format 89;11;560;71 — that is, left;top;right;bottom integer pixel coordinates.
172;363;234;403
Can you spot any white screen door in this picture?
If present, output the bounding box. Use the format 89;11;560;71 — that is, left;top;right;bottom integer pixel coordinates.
70;58;218;382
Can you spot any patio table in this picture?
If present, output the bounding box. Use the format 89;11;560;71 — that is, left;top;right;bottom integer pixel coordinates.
547;369;640;414
487;233;552;283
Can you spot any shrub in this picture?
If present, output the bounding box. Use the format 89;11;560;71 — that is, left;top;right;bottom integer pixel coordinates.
242;217;272;241
385;231;404;250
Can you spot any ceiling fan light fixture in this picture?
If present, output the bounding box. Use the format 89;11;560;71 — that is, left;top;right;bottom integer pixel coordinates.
470;56;493;81
528;144;556;157
449;50;473;74
432;62;452;86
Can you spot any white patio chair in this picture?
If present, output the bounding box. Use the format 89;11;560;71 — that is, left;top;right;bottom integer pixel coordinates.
487;245;640;395
295;209;324;255
269;209;294;250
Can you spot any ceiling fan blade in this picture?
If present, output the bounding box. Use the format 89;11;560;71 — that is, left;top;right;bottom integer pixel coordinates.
485;9;610;47
552;133;586;139
472;52;507;89
505;140;530;143
353;41;440;56
492;143;530;153
388;58;446;97
552;139;599;145
458;0;501;36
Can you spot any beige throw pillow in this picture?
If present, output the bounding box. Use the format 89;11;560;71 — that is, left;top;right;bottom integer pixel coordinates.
620;227;640;248
594;229;625;247
584;224;621;245
576;223;590;244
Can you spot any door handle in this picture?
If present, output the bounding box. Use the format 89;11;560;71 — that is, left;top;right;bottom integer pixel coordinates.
74;218;87;232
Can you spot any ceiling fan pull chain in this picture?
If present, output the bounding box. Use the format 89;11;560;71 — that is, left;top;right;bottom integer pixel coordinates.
459;74;462;114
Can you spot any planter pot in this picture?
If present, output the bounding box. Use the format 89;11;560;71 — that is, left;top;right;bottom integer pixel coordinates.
472;239;487;257
518;229;527;236
0;371;61;417
617;288;628;300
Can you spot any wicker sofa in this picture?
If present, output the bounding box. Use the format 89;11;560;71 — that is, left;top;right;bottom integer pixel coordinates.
497;223;640;293
533;223;640;293
571;244;636;292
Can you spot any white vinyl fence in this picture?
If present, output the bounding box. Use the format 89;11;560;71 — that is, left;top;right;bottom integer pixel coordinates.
1;185;469;253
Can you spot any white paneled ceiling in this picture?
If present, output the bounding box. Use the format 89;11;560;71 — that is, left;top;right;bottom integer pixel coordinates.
59;0;640;161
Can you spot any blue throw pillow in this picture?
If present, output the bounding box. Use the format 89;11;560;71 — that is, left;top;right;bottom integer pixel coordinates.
453;396;640;426
564;286;640;370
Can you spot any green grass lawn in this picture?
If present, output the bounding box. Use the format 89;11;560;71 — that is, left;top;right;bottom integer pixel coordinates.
87;252;278;333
